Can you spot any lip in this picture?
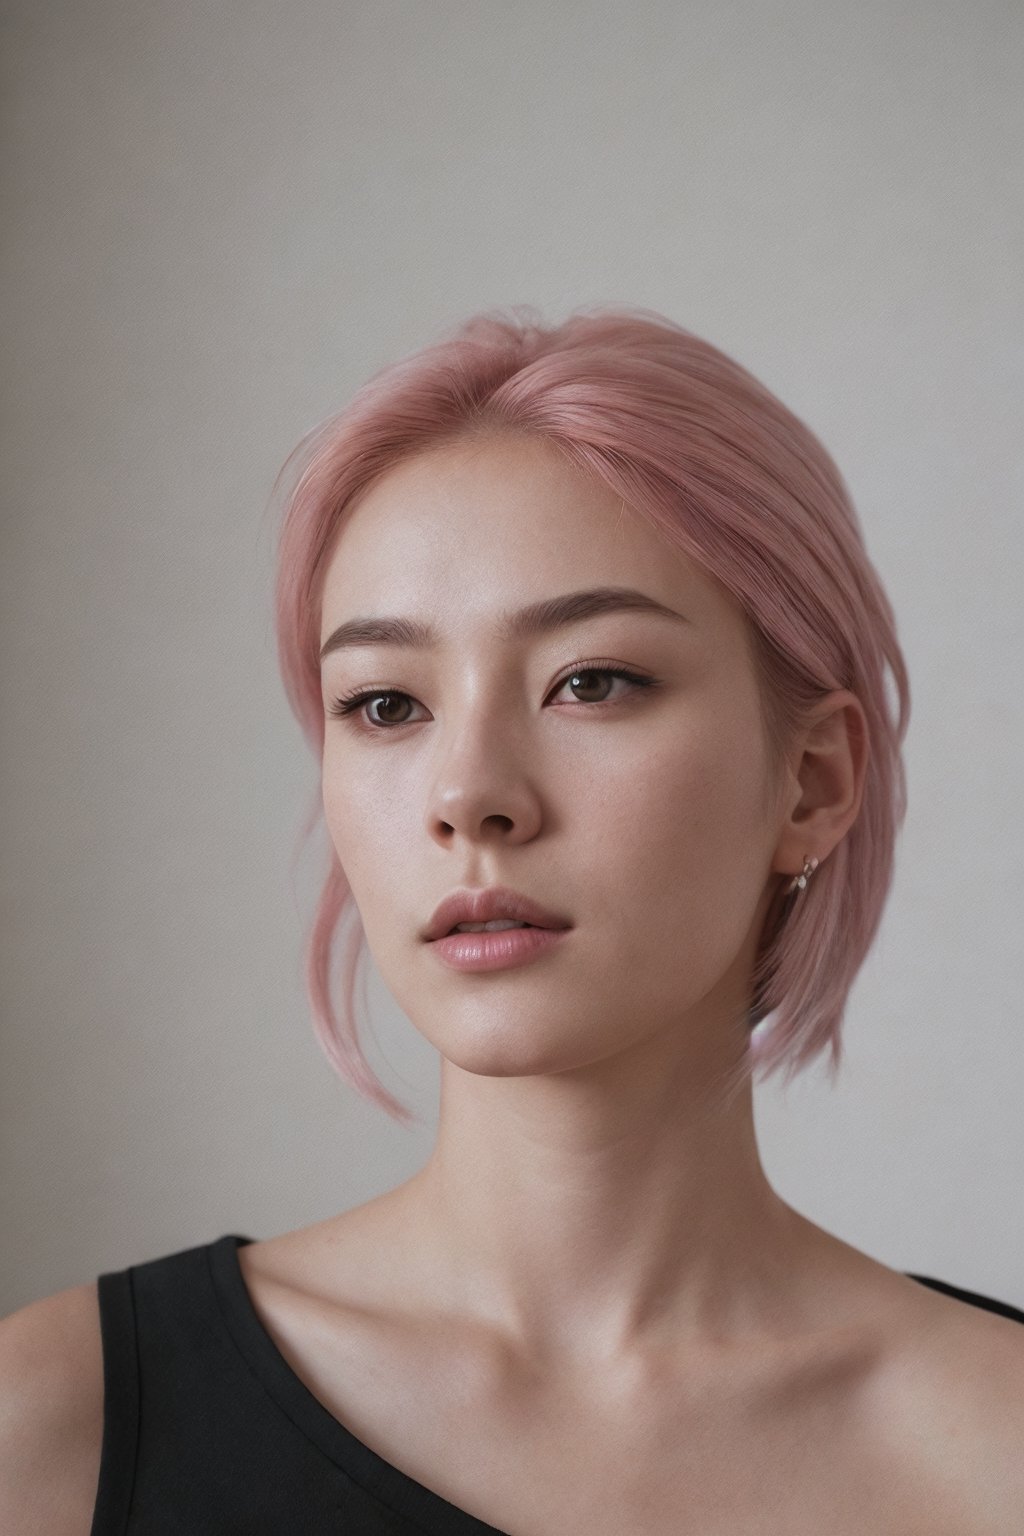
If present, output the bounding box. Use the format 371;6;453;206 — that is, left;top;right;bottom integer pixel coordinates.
428;924;571;973
422;885;573;944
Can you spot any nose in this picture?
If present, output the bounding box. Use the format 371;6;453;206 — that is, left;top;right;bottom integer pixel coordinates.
424;712;544;849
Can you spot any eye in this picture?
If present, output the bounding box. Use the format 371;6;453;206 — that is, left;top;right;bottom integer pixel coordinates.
549;666;652;705
328;690;422;727
326;663;657;729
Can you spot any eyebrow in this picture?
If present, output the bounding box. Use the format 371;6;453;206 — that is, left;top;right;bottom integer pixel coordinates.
319;586;692;664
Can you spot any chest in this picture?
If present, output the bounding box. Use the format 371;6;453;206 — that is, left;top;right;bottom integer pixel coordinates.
332;1386;973;1536
249;1289;997;1536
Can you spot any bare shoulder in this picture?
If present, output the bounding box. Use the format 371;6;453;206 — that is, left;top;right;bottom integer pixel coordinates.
900;1273;1024;1401
881;1276;1024;1528
0;1281;105;1536
238;1191;431;1313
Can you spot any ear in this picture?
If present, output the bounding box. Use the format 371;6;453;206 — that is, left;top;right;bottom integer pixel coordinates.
771;690;869;879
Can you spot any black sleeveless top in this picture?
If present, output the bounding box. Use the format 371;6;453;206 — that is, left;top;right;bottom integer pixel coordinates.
89;1233;1024;1535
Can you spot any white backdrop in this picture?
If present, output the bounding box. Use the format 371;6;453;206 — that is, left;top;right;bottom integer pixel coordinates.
2;0;1022;1313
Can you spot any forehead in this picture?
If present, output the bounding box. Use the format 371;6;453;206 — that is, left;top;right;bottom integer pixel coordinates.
318;433;740;644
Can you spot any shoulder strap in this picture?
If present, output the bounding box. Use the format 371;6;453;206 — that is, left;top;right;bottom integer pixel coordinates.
89;1268;140;1536
905;1273;1024;1324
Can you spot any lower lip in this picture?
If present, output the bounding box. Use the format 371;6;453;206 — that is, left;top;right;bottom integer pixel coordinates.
427;925;571;972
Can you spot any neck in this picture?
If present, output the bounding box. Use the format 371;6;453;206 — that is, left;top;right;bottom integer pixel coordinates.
396;1025;806;1365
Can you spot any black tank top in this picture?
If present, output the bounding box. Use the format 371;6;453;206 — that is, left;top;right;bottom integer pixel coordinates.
89;1233;1024;1535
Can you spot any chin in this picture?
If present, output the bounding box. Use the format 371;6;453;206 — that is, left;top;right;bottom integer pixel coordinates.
427;1009;627;1080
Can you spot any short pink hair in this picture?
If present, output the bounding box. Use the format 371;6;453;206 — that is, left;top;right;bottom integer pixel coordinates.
273;305;910;1125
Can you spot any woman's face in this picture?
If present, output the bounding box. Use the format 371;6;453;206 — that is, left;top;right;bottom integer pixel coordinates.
318;432;789;1081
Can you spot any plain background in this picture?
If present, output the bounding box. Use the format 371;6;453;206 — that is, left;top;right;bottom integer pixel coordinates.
2;0;1022;1316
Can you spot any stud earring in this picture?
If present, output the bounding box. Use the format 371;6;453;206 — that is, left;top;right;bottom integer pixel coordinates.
786;855;819;895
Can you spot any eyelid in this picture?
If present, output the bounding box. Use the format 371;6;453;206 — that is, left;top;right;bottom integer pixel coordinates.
326;659;658;725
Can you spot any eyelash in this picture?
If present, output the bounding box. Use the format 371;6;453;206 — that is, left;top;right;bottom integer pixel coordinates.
326;663;658;729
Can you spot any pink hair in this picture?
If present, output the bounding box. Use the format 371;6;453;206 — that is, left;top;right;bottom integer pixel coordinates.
272;304;910;1125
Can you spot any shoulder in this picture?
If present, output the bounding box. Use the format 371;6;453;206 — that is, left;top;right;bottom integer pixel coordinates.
898;1271;1024;1392
238;1197;427;1313
0;1281;105;1536
880;1276;1024;1525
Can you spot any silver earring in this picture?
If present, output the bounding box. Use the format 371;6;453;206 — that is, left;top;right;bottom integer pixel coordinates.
786;855;819;895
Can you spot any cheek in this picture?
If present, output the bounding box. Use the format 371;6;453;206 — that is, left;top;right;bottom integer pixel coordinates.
320;754;414;916
321;762;356;869
571;720;772;956
576;708;768;850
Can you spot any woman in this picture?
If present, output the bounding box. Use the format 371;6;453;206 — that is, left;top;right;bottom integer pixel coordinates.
3;306;1022;1534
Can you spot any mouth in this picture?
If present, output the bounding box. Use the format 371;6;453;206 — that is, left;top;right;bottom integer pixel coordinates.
440;920;544;938
427;921;572;973
422;887;572;944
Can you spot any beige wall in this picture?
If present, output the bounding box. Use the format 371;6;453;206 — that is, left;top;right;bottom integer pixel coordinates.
2;0;1022;1312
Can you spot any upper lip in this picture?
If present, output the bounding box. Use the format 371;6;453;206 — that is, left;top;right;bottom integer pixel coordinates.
422;886;573;942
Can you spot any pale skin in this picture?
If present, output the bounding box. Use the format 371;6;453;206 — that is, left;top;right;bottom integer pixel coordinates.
1;430;1023;1534
314;427;868;1365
